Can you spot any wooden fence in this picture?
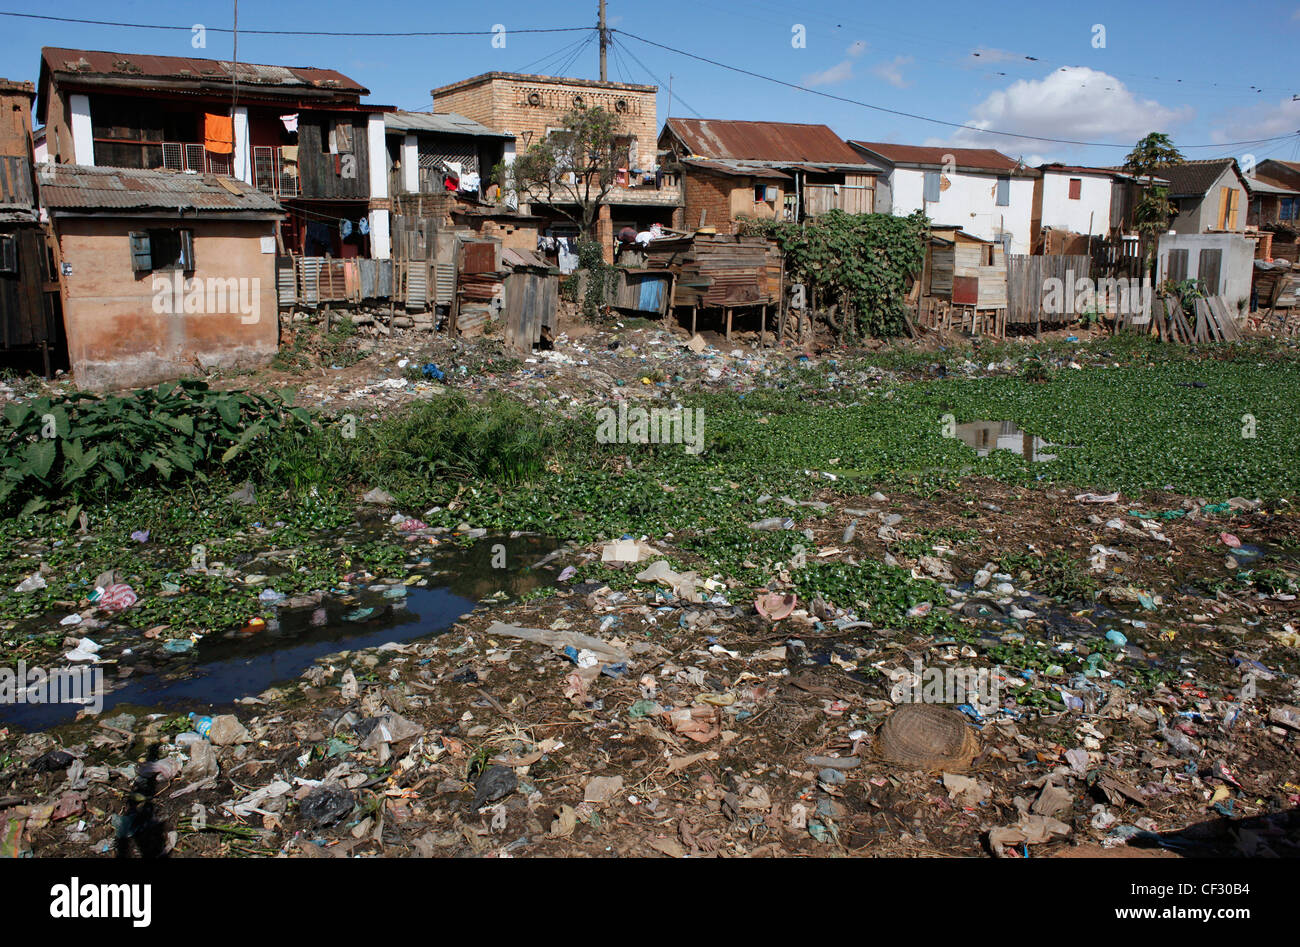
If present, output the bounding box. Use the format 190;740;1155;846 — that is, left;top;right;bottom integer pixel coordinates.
1006;254;1091;327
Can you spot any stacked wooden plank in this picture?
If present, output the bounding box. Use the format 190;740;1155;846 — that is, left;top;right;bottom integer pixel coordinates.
641;233;781;309
1152;294;1243;343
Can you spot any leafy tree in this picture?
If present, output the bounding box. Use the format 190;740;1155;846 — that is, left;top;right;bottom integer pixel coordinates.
505;106;626;237
1123;133;1184;258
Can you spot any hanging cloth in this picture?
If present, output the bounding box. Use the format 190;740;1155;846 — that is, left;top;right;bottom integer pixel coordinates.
280;113;299;133
358;217;370;236
340;219;353;239
204;113;234;155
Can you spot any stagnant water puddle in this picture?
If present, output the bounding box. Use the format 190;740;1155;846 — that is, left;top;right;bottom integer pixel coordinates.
1;535;559;732
954;420;1070;462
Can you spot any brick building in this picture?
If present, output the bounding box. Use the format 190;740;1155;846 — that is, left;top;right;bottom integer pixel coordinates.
661;118;877;234
430;72;681;258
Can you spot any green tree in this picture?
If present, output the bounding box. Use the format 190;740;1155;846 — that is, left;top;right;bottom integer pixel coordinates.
1123;133;1184;276
505;106;626;237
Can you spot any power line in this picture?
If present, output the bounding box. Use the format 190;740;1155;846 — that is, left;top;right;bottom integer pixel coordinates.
613;29;1300;151
0;11;590;37
611;35;703;118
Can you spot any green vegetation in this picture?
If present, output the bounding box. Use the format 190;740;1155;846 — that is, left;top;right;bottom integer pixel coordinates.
4;338;1300;642
740;209;929;339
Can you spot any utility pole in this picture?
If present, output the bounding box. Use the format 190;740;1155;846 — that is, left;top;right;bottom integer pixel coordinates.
599;0;608;81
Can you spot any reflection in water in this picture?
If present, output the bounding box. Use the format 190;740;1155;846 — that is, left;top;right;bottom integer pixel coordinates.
0;535;558;731
955;420;1057;462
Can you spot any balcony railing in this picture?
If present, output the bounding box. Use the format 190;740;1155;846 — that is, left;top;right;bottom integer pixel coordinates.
253;146;300;199
162;142;232;176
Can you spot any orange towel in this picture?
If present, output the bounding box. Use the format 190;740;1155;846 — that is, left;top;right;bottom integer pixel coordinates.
204;113;234;155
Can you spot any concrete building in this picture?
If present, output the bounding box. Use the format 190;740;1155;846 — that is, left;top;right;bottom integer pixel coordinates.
39;164;283;389
430;72;680;254
36;46;394;259
658;118;877;233
1158;159;1250;235
848;142;1037;254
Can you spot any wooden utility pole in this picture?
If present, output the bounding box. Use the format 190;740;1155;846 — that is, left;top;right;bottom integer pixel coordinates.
599;0;608;81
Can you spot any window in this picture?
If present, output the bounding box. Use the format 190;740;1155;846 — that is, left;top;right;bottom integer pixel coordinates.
754;184;778;203
129;229;194;274
923;171;941;202
0;234;16;274
996;176;1010;206
1283;198;1297;221
1067;178;1082;200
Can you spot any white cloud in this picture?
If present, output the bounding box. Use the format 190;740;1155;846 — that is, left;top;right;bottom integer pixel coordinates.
1209;96;1300;146
872;55;913;89
801;40;867;88
942;66;1192;155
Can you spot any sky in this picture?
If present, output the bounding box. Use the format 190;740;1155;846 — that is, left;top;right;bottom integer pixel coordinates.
4;0;1300;168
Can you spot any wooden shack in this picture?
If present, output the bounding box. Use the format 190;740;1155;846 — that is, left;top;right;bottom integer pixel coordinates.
926;227;1007;309
915;227;1008;336
640;232;783;338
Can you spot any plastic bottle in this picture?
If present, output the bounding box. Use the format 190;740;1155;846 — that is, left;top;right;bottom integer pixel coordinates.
188;712;214;739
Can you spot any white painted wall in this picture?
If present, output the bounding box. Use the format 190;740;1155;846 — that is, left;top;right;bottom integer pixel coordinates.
367;113;390;259
402;134;418;193
890;167;1034;254
69;94;93;166
232;106;252;185
1155;232;1254;311
1040;171;1111;235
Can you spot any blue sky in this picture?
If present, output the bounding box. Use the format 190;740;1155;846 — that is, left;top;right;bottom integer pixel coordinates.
5;0;1300;167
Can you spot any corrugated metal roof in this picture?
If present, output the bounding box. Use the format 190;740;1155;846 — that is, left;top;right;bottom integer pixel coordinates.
850;141;1025;174
37;164;282;214
385;110;511;138
502;247;553;269
1244;174;1300;196
680;157;791;180
42;47;367;94
666;118;864;166
1038;163;1167;185
0;156;35;210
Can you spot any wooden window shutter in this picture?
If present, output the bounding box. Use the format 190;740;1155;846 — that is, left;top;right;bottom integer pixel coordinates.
1228;189;1239;229
1068;178;1081;200
179;229;195;270
128;231;152;273
1217;187;1230;229
995;176;1010;206
1198;248;1222;296
1167;248;1188;284
923;171;940;202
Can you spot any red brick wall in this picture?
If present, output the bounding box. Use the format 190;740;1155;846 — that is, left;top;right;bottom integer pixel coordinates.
684;169;736;233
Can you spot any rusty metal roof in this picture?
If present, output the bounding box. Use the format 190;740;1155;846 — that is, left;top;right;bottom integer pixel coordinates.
37;164;282;215
849;141;1026;174
679;157;791;181
42;47;368;94
665;118;865;166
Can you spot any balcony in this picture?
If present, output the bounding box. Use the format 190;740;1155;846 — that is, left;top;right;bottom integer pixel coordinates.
253;146;301;199
161;142;232;176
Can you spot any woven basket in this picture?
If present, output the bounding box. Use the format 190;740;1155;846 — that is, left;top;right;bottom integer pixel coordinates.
877;704;980;772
